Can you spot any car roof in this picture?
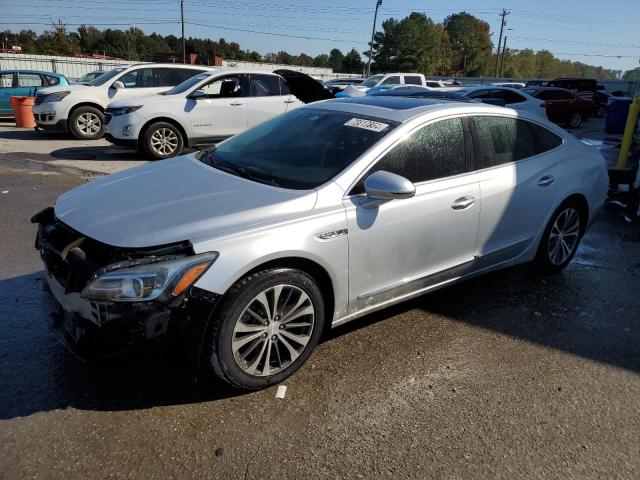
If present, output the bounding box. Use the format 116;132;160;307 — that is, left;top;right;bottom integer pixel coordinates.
306;96;504;123
0;69;65;76
524;86;571;91
128;63;215;69
456;85;521;92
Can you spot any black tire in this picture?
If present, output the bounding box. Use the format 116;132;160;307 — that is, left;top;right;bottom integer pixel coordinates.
69;106;105;140
533;199;586;274
205;268;325;390
566;112;583;129
143;121;184;160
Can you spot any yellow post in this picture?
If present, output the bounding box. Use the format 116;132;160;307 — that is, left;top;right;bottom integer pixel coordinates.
616;95;640;170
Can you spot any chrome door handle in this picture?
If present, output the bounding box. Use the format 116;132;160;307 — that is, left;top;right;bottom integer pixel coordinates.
284;99;297;104
538;175;555;187
230;102;244;106
451;196;475;210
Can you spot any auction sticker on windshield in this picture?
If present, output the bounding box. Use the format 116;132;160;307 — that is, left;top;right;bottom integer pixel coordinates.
344;118;389;132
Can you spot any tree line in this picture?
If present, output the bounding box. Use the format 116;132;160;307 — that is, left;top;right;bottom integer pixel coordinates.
1;12;631;80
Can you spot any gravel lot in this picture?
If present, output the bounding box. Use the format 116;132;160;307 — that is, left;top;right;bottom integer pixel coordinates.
0;115;639;480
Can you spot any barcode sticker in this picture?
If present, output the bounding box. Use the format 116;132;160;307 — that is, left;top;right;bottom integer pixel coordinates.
344;118;389;132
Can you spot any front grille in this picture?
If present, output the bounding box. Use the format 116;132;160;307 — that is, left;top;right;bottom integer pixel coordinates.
34;93;46;105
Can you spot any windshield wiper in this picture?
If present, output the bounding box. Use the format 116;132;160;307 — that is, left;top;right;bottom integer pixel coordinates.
199;150;281;187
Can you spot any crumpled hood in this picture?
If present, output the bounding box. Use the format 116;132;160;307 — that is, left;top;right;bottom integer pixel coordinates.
37;84;91;96
55;154;317;248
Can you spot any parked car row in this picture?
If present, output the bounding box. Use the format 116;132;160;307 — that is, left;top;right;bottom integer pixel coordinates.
0;69;70;115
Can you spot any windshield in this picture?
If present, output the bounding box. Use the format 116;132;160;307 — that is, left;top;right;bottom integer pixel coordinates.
161;72;211;95
88;67;127;86
361;75;384;88
200;109;396;189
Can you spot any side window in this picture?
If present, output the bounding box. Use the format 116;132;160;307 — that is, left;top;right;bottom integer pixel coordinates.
528;122;563;154
249;74;281;97
555;91;573;100
200;75;243;98
17;73;43;87
471;116;536;168
160;68;205;86
0;73;14;88
119;68;154;88
468;89;492;99
280;77;290;95
382;76;400;85
45;75;61;86
361;117;466;187
536;90;554;101
404;75;422;85
497;90;526;104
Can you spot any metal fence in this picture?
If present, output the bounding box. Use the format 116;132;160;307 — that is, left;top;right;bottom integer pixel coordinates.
0;53;134;80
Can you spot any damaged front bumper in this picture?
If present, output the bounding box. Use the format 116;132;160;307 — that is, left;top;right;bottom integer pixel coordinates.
33;207;219;353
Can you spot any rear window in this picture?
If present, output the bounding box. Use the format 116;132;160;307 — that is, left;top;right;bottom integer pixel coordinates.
404;75;423;85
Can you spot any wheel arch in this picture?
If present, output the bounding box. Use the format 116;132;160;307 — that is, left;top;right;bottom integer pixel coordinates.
67;102;105;126
562;192;589;230
139;116;189;147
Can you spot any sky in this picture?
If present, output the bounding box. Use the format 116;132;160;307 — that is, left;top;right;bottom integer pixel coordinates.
3;0;639;72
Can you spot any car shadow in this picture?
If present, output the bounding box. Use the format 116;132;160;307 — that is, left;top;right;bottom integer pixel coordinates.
50;145;142;161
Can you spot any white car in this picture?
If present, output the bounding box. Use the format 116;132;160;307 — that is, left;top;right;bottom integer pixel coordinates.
357;73;428;91
104;70;304;159
488;82;526;89
32;64;213;140
450;86;548;118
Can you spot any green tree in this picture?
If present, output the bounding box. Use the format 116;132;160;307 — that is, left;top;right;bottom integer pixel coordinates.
328;48;344;71
313;54;330;68
623;67;640;81
342;48;363;73
443;12;492;76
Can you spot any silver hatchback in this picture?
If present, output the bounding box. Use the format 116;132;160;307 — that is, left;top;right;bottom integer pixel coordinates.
34;97;608;389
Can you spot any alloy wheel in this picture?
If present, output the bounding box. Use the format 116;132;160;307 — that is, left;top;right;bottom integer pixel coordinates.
76;112;101;136
548;207;580;265
232;284;315;377
150;128;179;156
568;112;582;128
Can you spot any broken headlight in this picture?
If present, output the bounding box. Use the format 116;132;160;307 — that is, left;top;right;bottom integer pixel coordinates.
81;252;218;302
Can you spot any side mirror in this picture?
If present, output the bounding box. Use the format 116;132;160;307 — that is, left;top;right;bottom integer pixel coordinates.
188;89;206;100
362;170;415;208
111;81;125;90
480;98;506;107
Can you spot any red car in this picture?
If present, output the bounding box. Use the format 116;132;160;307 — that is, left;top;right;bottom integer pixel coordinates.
522;87;593;128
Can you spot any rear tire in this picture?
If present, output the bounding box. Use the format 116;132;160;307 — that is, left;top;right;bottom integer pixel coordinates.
566;112;583;129
205;268;325;390
143;121;184;160
533;199;585;274
69;106;104;140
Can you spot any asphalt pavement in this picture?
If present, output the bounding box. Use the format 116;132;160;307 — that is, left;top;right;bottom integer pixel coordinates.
0;120;639;479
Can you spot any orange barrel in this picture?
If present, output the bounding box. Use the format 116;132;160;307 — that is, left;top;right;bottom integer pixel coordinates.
10;96;37;128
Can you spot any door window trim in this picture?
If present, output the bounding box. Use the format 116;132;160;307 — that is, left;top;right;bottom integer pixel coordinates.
344;114;475;198
467;114;566;175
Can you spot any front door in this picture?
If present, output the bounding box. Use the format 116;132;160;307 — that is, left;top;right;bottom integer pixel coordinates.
344;117;480;312
0;73;15;114
188;74;247;142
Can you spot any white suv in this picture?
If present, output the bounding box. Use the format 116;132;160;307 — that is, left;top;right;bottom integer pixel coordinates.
357;73;427;91
103;70;303;159
32;64;212;140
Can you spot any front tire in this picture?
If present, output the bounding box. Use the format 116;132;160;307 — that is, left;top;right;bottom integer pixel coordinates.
206;268;325;389
534;200;585;273
69;106;104;140
143;121;184;160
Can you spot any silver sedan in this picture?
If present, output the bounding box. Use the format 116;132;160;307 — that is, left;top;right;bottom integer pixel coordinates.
35;96;608;389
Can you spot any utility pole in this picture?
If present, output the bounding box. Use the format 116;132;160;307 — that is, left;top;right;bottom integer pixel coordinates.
499;36;507;77
366;0;382;77
181;0;186;64
494;9;509;77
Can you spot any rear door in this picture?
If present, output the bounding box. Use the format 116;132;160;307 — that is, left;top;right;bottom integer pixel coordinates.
470;115;563;265
188;74;247;141
16;72;44;97
245;74;289;128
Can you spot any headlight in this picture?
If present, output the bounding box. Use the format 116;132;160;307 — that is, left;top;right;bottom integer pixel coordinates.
81;252;218;302
110;105;143;116
43;91;70;103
